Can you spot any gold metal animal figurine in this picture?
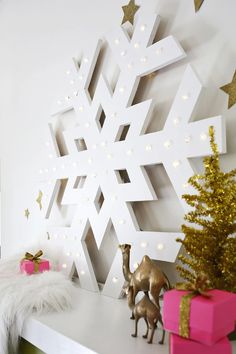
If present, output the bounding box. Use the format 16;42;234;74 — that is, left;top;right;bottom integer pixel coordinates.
119;244;170;309
127;285;165;344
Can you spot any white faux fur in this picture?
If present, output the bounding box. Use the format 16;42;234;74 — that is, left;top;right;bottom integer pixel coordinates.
0;256;74;354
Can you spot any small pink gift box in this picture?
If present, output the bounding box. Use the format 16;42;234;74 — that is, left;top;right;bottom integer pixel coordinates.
20;259;50;275
170;333;232;354
163;289;236;346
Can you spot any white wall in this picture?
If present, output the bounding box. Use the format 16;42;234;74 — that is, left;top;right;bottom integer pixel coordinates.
0;0;235;279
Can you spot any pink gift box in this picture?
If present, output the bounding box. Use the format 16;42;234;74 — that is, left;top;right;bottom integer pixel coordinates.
170;333;232;354
163;289;236;345
20;259;50;275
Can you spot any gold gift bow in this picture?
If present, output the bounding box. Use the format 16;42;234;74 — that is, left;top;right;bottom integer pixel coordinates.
175;274;211;338
23;250;43;272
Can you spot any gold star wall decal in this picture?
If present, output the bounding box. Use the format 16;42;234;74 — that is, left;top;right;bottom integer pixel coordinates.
36;190;43;210
220;70;236;109
122;0;140;25
194;0;205;12
24;209;30;219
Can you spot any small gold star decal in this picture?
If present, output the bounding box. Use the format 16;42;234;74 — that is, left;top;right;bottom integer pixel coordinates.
24;209;30;219
36;190;43;210
220;70;236;109
122;0;140;25
194;0;205;12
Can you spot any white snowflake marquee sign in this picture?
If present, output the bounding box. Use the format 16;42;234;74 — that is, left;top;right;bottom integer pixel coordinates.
39;13;226;298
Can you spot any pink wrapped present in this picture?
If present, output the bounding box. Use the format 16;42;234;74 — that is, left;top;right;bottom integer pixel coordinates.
163;289;236;345
170;333;232;354
20;250;50;275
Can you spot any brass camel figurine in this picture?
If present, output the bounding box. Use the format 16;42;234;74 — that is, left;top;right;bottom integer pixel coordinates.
119;244;170;309
127;285;165;344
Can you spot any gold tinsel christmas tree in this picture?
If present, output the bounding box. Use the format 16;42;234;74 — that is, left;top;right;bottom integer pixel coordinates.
177;126;236;292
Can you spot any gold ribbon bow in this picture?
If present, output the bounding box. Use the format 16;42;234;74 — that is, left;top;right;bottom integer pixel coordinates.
23;250;43;272
175;274;211;338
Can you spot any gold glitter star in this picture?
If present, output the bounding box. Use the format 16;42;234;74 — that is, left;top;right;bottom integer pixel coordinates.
122;0;140;25
194;0;205;12
220;70;236;109
36;190;43;210
24;209;30;219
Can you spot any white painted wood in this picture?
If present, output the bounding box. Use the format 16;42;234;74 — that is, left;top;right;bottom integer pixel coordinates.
22;287;170;354
38;13;226;298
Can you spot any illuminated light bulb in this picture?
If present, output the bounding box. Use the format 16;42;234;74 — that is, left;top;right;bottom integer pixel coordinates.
145;144;152;151
88;158;93;164
62;263;67;269
156;47;163;55
72;162;77;167
78;75;83;81
107;153;112;159
78;105;84;112
119;219;125;225
140;24;146;31
200;132;207;141
65;96;71;101
182;93;190;100
48;154;53;159
164;140;172;149
127;62;133;70
172;160;180;168
80;270;85;275
126;149;133;156
134;42;140;49
140;56;147;63
119;86;125;93
140;241;148;248
173;117;181;126
112;277;118;283
83;57;89;63
133;262;139;269
100;141;107;147
114;38;120;45
184;136;191;143
120;50;126;57
57;100;62;105
39;169;43;174
182;182;189;189
110;112;117;118
84;122;90;128
45;168;49;173
66;70;71;75
52;167;56;172
70;80;74;85
157;243;164;250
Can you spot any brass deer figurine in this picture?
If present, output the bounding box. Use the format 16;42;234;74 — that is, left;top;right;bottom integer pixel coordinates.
119;244;170;309
127;285;165;344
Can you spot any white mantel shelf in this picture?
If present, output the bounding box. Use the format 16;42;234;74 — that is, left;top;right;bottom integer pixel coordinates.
22;286;169;354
